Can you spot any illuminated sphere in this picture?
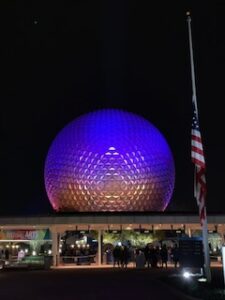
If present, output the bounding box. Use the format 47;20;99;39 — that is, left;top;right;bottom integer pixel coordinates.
44;109;175;212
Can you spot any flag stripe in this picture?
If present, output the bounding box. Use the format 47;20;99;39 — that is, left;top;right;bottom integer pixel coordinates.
192;129;201;138
192;149;205;168
192;157;206;169
191;140;203;151
191;146;204;156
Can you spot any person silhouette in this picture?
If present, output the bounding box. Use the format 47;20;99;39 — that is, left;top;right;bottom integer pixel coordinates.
160;244;168;268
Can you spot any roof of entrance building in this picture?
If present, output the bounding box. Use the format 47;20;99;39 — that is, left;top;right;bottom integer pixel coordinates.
0;212;224;228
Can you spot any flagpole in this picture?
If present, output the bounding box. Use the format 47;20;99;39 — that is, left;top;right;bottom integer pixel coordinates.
187;11;198;200
186;11;211;282
187;12;198;115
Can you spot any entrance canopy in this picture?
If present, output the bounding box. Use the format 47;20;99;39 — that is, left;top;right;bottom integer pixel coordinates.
0;212;224;232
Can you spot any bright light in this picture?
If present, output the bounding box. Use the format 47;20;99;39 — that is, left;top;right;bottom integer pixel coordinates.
198;277;207;282
25;249;28;253
32;250;36;256
183;271;191;279
48;250;52;255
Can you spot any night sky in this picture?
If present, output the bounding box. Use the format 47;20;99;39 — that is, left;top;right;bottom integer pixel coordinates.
1;1;224;215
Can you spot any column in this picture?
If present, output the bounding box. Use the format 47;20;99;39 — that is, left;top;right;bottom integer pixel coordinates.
187;227;192;238
98;229;103;265
50;228;59;267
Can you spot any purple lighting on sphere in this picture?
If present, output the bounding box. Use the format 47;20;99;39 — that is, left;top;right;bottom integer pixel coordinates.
44;109;175;212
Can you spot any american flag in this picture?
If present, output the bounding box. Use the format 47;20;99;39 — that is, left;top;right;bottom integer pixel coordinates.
191;97;207;225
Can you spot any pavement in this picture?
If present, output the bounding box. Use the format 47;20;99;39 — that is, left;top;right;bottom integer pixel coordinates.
0;267;197;300
0;261;224;300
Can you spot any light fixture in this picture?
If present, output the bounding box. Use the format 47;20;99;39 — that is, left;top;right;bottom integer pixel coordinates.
198;277;207;282
183;271;191;279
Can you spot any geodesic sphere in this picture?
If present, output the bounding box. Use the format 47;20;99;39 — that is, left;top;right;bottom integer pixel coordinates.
44;109;175;212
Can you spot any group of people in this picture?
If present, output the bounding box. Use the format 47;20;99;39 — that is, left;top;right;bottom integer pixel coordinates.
144;243;179;268
112;244;130;268
0;248;9;260
111;243;179;269
0;248;26;262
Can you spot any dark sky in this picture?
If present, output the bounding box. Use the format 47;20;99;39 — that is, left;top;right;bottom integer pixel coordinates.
1;0;224;215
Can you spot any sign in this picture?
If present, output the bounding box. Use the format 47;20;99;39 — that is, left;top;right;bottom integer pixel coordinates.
179;237;204;268
0;229;50;241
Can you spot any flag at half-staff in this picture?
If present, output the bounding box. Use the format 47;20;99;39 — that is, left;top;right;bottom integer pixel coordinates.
191;100;207;226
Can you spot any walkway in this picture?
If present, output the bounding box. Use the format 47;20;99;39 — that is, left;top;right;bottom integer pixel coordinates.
0;267;192;300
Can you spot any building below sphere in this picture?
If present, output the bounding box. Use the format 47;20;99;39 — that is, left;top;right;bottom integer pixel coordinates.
0;212;224;268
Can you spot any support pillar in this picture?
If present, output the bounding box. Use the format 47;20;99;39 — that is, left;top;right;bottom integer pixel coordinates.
98;229;103;265
50;228;60;267
187;227;192;238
